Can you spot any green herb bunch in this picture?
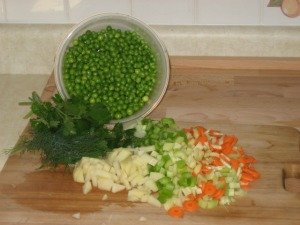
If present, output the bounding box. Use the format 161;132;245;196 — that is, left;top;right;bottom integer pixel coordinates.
14;92;135;167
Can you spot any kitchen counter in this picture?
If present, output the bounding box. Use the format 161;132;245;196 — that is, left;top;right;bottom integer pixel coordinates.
0;75;48;171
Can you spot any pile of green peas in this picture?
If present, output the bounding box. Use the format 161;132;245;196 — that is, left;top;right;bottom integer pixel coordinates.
63;26;157;120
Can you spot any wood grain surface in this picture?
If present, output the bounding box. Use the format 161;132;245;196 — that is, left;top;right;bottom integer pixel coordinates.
0;123;299;225
0;57;300;224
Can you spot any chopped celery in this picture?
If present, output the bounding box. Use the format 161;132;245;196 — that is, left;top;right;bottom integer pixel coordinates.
163;143;174;151
158;188;173;203
198;199;208;209
207;199;218;209
161;118;175;126
157;176;172;185
229;182;240;189
176;160;186;169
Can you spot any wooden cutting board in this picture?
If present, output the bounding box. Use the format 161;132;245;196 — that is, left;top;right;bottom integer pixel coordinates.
0;122;299;225
1;58;300;224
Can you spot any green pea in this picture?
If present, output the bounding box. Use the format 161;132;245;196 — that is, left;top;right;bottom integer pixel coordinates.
63;26;158;120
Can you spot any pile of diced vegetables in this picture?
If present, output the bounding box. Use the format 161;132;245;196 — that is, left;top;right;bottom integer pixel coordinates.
73;118;260;218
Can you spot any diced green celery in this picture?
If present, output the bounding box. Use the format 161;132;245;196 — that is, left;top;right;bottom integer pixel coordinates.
198;199;208;209
157;176;172;185
220;167;231;173
157;195;168;204
166;170;174;178
235;189;247;196
181;172;192;178
156;181;164;190
164;160;173;169
225;177;233;183
148;164;155;172
175;130;187;141
155;143;163;153
164;182;175;191
229;182;240;189
162;155;171;163
178;177;188;187
175;136;185;144
162;143;174;151
176;160;186;169
207;199;218;209
205;172;215;180
150;133;159;140
175;151;187;160
161;118;175;126
159;168;166;174
153;126;161;134
219;196;232;205
187;176;197;187
157;188;173;203
228;188;235;197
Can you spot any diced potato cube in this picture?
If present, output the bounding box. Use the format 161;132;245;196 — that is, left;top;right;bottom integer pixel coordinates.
83;181;92;195
97;178;113;192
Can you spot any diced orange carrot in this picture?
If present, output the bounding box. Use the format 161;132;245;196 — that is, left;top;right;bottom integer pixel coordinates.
240;155;257;164
195;192;206;200
241;173;255;182
213;189;225;200
187;194;196;201
243;167;260;179
223;135;238;146
209;143;222;152
209;129;222;137
168;206;184;218
183;128;193;134
230;159;240;170
201;165;211;174
196;126;207;135
203;182;217;196
212;157;223;166
183;200;199;212
195;135;208;145
222;143;233;154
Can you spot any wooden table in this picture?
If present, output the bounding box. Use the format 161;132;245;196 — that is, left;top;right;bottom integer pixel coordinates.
0;57;299;225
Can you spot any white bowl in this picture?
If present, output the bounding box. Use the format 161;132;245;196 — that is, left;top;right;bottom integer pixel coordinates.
54;13;170;124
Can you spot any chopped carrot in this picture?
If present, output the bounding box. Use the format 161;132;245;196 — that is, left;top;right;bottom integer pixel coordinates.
241;173;255;182
212;157;223;166
209;129;222;137
230;159;240;170
240;182;250;190
209;143;222;152
240;155;257;164
213;189;225;200
219;176;226;185
238;148;245;156
203;182;217;196
221;143;233;154
201;165;211;174
243;167;260;179
223;135;238;146
195;192;206;200
183;128;193;134
168;206;184;218
195;135;208;145
187;194;196;201
196;126;206;135
183;200;199;212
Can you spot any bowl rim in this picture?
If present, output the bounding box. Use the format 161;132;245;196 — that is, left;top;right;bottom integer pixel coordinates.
54;13;170;124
